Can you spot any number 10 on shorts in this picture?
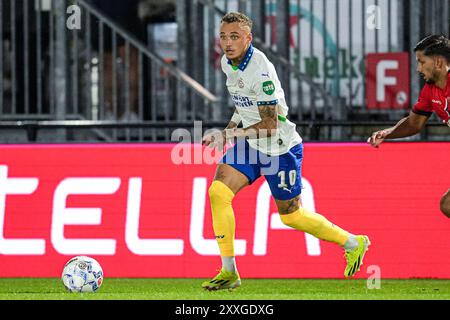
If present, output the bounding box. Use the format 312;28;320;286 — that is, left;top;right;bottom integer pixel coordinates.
278;170;297;189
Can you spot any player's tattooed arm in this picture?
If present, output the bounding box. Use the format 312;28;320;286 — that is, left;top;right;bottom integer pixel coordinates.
202;108;241;151
202;105;277;150
226;104;278;139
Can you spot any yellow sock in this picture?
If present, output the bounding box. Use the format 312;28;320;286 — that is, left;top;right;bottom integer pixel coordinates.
208;181;236;257
280;208;349;246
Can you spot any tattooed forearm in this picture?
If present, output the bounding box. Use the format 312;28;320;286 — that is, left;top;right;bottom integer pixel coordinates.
226;105;278;139
259;105;276;119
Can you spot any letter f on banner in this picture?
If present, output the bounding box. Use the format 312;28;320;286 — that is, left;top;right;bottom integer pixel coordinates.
376;60;398;102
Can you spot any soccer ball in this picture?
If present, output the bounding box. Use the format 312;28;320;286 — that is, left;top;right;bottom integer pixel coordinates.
61;256;104;293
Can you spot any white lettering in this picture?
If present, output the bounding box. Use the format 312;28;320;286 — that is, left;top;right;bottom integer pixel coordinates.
0;165;326;258
367;265;382;289
52;178;119;255
170;129;192;165
66;5;81;30
376;60;398;102
125;178;184;255
366;5;382;30
253;179;321;256
189;178;246;255
253;182;272;256
0;166;45;255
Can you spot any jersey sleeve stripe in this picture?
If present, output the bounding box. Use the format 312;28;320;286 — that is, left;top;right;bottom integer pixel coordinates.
257;100;278;106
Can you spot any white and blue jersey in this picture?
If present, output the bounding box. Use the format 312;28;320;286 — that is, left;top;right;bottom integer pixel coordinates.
220;45;304;200
221;45;302;156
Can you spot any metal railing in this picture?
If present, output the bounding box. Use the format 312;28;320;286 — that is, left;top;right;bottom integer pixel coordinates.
0;0;219;142
177;0;402;142
0;0;448;143
0;118;446;143
179;0;449;138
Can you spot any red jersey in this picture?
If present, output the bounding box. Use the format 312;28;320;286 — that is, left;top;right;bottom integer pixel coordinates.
413;71;450;127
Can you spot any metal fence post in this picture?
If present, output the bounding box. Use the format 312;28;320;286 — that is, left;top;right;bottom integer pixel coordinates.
409;0;421;107
276;0;290;102
207;0;220;122
176;0;189;121
251;0;265;42
54;0;68;140
54;0;67;120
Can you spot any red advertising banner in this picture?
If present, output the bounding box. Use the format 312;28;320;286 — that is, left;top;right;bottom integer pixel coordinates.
0;143;449;278
366;52;410;109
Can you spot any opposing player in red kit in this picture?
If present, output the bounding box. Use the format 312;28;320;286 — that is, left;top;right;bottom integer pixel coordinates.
368;35;450;218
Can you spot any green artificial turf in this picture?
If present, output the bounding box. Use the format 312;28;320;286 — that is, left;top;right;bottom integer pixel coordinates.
0;278;449;300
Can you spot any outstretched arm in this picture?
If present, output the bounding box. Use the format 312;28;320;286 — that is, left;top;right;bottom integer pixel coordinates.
367;111;430;148
202;108;241;151
202;105;278;151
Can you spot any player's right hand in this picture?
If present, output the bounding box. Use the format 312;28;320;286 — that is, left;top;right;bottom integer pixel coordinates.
367;130;389;148
202;130;226;152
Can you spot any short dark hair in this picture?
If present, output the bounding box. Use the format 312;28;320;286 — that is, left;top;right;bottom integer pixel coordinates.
221;12;253;31
414;35;450;63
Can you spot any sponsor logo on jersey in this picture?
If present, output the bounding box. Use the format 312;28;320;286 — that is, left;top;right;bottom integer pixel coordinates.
262;81;275;95
231;94;253;108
